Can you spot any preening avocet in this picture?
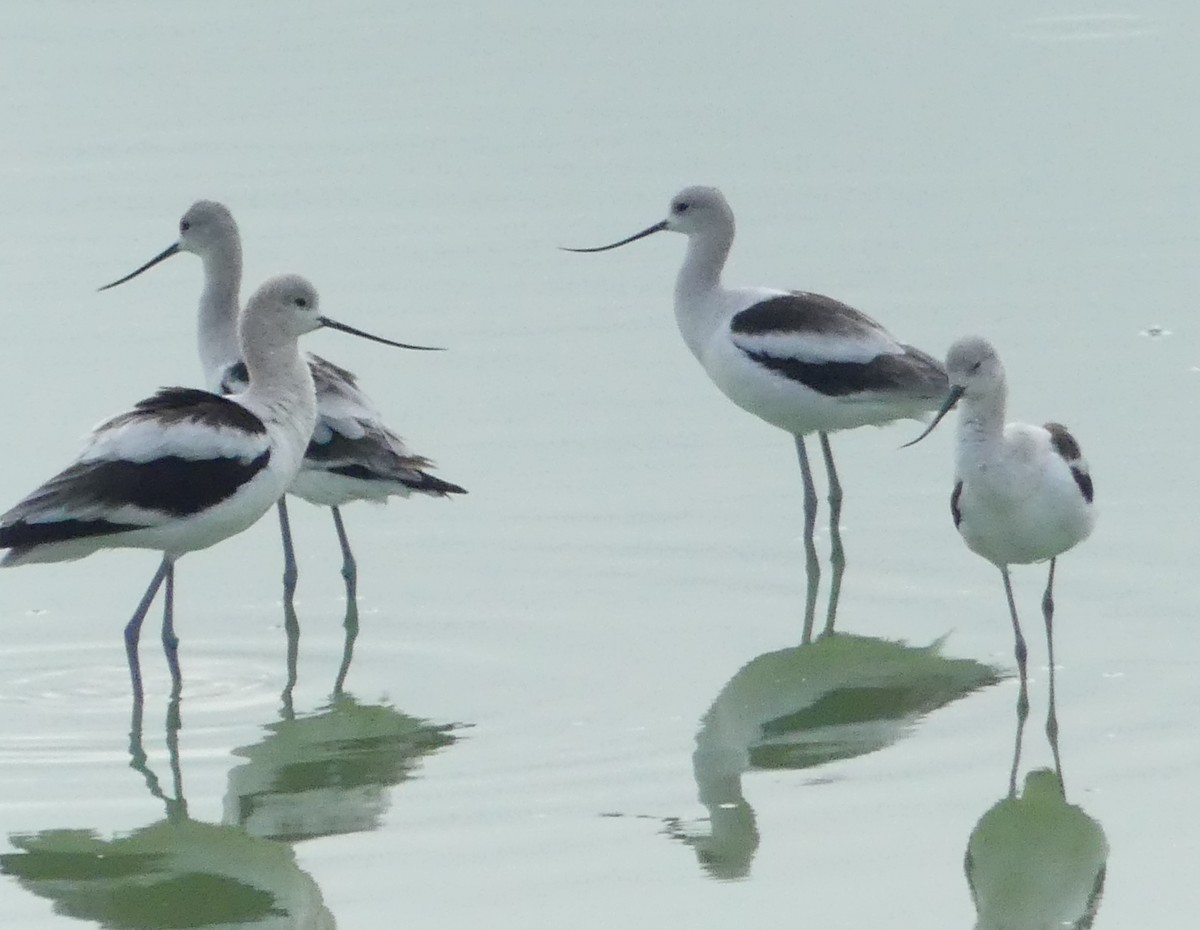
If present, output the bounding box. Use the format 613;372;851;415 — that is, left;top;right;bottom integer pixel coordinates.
0;275;431;700
905;336;1095;717
100;201;466;604
566;186;947;640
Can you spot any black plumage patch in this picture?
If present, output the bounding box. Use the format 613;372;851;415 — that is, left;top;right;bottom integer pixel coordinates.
104;387;266;435
1044;422;1093;503
0;518;140;549
951;481;963;528
0;450;271;550
730;292;884;338
326;463;467;494
219;361;249;395
743;348;945;397
1044;422;1082;461
1070;467;1094;504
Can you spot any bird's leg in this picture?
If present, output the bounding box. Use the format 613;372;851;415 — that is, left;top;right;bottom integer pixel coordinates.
794;435;821;644
160;560;182;698
818;432;845;636
1001;566;1030;730
333;595;360;696
1043;558;1065;785
331;506;358;604
281;591;300;719
277;498;299;601
124;555;172;703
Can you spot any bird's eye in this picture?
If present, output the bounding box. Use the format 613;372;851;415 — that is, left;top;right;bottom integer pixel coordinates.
673;202;690;214
970;361;982;372
180;221;191;233
294;297;308;308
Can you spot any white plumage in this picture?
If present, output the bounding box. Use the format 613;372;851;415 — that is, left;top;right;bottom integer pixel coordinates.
906;335;1095;699
101;201;465;602
567;185;946;639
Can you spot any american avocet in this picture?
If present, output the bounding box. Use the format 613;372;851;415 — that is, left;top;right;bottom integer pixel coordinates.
566;186;947;640
904;336;1095;722
100;201;466;605
0;275;428;700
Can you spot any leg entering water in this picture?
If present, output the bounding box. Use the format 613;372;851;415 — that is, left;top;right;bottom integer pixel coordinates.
124;556;173;703
278;498;299;601
332;506;358;603
1042;558;1064;784
818;432;845;636
1001;566;1029;726
1006;674;1028;798
794;435;821;644
281;595;300;719
333;595;360;696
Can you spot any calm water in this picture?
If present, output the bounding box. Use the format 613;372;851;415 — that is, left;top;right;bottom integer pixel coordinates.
0;1;1198;927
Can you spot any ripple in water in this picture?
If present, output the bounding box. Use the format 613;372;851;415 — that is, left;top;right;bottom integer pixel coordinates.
1016;13;1156;43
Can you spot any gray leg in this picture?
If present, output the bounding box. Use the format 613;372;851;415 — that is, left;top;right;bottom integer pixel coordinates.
278;498;298;601
124;555;173;703
161;561;181;697
1006;677;1028;799
333;595;360;696
1043;558;1065;785
1001;566;1029;726
818;432;845;636
331;506;358;602
281;596;300;720
794;435;821;644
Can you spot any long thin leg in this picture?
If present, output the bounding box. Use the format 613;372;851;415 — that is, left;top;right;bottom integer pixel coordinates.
1007;675;1028;798
278;498;298;601
281;595;300;720
818;432;845;636
1001;566;1029;732
333;595;360;696
127;687;168;803
331;506;358;603
124;556;173;703
794;435;821;644
1043;558;1065;785
161;562;182;698
165;689;187;820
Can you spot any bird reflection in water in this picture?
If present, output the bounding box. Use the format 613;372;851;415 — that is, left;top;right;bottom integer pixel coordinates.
665;633;1002;879
0;695;337;929
225;690;459;842
965;660;1107;930
232;596;461;842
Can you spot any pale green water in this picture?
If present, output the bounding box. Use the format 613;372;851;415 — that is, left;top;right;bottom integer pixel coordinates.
0;1;1197;927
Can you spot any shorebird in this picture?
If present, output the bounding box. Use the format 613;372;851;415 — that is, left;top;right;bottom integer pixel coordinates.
0;275;430;699
100;201;465;606
566;185;946;639
905;336;1095;723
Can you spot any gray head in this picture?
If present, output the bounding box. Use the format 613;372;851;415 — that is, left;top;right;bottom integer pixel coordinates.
944;336;1005;398
242;274;323;342
903;336;1006;448
98;199;240;291
240;273;444;353
175;200;240;257
562;184;735;253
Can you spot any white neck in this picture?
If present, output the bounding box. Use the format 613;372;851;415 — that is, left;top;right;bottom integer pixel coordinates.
197;240;244;389
955;377;1008;462
237;313;316;437
673;225;734;360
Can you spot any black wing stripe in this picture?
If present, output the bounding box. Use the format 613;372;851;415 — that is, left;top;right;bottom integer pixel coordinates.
742;348;945;398
730;293;884;337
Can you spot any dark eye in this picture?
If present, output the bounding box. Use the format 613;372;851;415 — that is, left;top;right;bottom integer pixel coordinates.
673;202;690;214
294;297;308;308
180;221;191;233
970;361;982;372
